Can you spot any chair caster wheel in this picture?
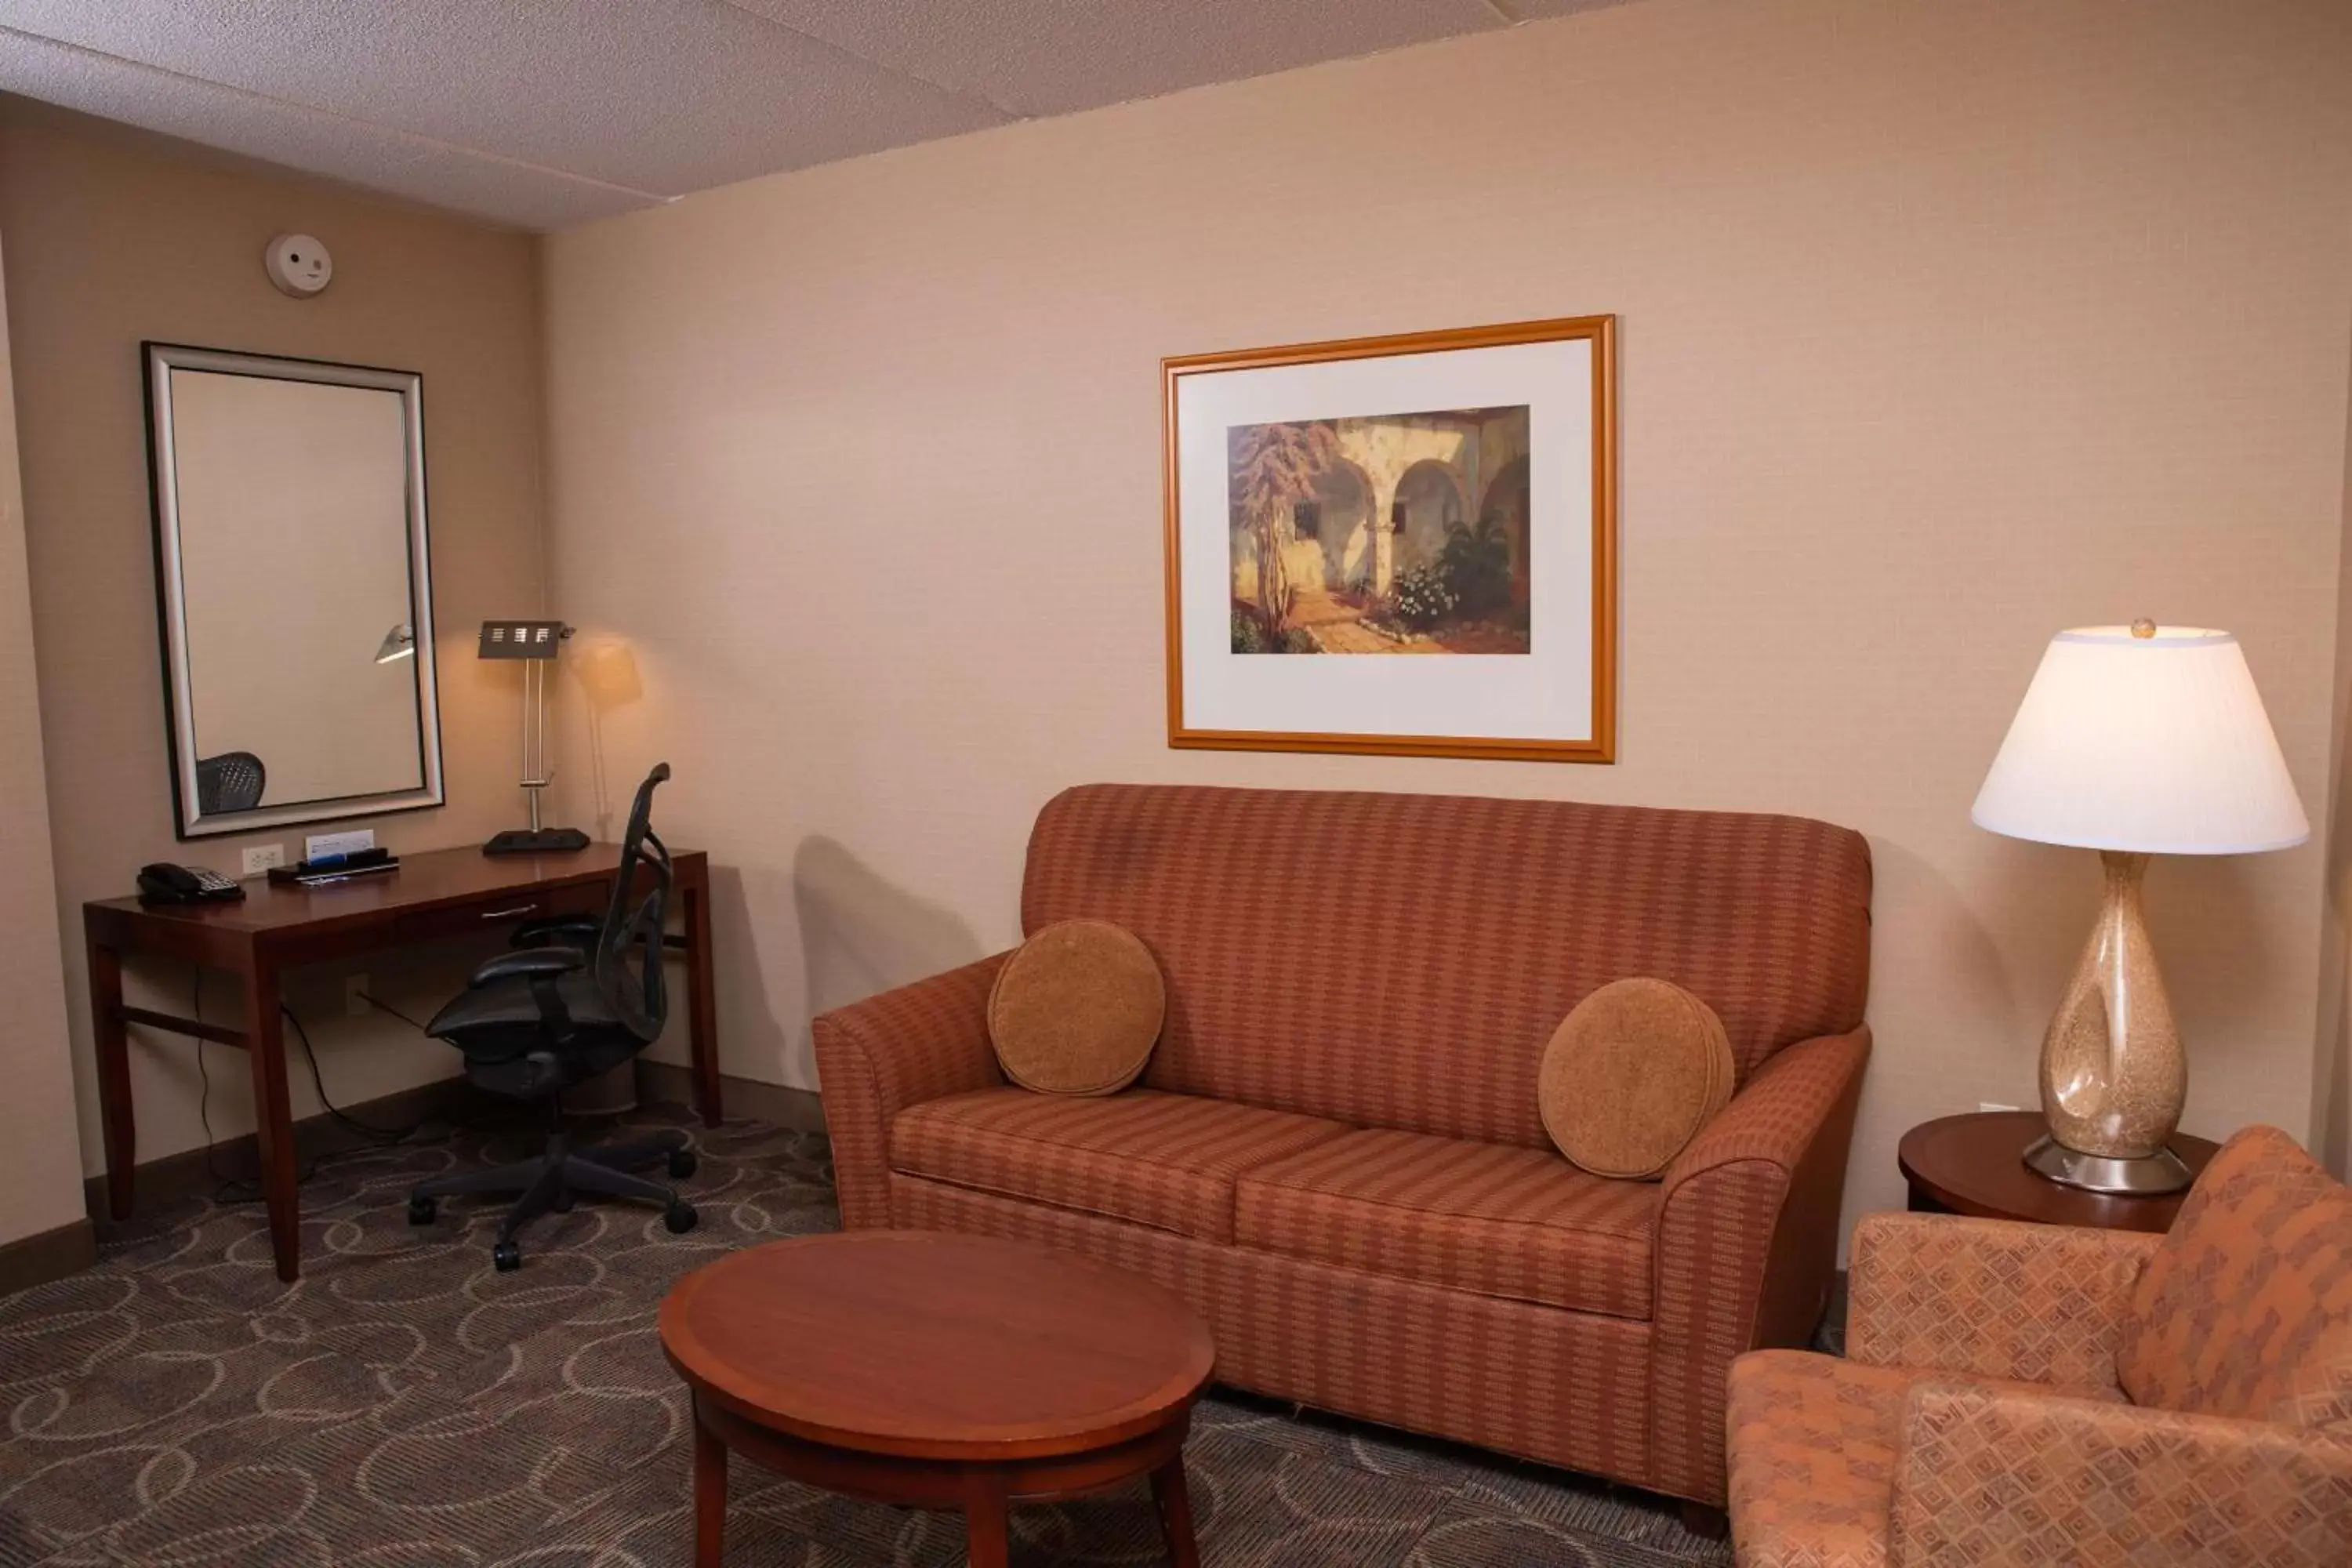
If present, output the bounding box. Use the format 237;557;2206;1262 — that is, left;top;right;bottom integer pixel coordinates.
492;1241;522;1272
668;1149;698;1179
551;1190;575;1214
407;1196;437;1226
664;1203;698;1234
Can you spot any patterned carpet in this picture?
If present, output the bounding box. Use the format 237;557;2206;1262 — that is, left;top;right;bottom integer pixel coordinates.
0;1107;1732;1566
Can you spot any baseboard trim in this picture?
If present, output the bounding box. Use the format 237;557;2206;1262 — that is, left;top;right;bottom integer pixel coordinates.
82;1073;507;1225
0;1218;97;1298
636;1061;826;1133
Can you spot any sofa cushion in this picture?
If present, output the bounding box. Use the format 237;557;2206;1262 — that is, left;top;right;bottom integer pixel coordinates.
1234;1127;1658;1319
1019;784;1871;1149
890;1087;1350;1243
2120;1124;2352;1425
986;918;1163;1095
1540;977;1734;1178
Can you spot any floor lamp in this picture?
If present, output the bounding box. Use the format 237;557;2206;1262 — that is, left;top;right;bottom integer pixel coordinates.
481;618;590;855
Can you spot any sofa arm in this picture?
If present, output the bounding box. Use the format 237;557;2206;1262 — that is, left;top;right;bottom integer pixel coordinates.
1891;1379;2352;1566
1848;1211;2155;1390
1648;1025;1871;1506
811;952;1011;1229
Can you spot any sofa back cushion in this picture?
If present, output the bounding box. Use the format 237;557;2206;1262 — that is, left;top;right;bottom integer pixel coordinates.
1020;784;1872;1149
2120;1125;2352;1427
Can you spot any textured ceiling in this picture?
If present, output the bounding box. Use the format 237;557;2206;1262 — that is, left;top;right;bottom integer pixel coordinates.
0;0;1624;231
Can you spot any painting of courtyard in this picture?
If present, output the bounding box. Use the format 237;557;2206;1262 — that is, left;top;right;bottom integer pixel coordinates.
1229;405;1531;655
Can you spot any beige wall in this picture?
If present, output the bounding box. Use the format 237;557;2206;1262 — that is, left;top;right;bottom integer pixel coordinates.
543;0;2352;1234
0;229;93;1243
2326;322;2352;1178
0;101;547;1178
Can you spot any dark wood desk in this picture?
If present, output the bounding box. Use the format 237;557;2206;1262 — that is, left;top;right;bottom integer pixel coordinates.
85;843;720;1282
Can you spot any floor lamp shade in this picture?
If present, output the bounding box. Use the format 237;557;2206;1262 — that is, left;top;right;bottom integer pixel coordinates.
1971;624;2307;1195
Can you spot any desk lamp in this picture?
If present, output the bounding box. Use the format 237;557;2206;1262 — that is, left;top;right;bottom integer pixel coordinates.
480;619;589;855
1971;620;2307;1193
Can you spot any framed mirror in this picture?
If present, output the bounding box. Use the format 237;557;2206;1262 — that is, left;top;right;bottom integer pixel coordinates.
143;343;444;838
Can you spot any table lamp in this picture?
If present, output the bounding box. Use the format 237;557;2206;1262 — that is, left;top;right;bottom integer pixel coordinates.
479;618;590;856
1972;620;2307;1193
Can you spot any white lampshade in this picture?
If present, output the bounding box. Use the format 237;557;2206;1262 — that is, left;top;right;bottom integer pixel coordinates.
1972;626;2309;855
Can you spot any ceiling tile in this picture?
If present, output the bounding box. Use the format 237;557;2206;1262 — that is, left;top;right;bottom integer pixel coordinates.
0;0;1010;197
725;0;1512;118
0;27;649;230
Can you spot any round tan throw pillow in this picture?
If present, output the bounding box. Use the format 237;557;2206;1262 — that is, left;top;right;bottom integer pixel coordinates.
987;919;1165;1095
1540;978;1735;1179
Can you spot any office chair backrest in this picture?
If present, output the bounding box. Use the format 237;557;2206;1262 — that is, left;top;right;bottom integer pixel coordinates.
596;763;674;1043
195;752;266;814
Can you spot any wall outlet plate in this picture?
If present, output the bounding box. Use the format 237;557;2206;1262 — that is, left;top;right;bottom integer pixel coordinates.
306;829;376;861
241;844;286;876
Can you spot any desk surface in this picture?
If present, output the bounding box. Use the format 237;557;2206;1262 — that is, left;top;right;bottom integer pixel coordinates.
89;842;690;935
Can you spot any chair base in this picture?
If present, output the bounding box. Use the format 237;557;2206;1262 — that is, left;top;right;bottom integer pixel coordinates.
410;1126;696;1269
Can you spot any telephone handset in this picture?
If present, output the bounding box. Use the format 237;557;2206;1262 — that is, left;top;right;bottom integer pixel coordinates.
137;862;245;906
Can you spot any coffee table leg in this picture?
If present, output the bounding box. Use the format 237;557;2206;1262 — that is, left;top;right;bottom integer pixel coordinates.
1151;1458;1200;1568
964;1477;1010;1568
694;1399;727;1566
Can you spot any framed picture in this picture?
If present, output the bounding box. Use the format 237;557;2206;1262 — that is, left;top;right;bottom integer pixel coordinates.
1161;314;1617;763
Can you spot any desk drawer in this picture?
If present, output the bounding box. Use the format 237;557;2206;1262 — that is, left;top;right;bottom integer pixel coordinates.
394;882;606;946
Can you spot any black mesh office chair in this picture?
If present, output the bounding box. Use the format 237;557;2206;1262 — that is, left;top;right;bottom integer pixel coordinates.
195;752;266;814
406;763;696;1271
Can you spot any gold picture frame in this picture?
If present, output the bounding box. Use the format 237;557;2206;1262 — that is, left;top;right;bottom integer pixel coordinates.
1162;314;1617;763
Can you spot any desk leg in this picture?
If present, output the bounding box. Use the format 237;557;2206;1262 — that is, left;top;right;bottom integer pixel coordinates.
682;875;722;1126
241;965;302;1283
89;938;135;1221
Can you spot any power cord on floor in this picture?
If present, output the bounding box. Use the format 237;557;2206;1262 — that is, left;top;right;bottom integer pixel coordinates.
190;968;451;1206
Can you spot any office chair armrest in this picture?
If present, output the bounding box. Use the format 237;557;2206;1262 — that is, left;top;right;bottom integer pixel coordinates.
510;915;601;949
469;947;586;987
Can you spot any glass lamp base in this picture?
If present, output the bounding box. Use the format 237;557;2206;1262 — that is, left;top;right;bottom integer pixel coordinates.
2023;1132;2192;1196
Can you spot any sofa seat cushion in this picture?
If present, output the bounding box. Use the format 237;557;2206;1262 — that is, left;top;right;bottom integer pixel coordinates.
1726;1349;2129;1568
1233;1128;1659;1319
890;1087;1351;1243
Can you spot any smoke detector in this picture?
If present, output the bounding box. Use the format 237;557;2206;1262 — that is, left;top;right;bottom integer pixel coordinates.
264;234;332;298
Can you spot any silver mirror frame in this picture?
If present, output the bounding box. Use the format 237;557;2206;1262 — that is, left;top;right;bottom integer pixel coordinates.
143;343;446;839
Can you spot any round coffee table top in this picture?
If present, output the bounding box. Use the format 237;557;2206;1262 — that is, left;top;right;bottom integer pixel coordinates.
659;1231;1214;1462
1898;1111;2220;1233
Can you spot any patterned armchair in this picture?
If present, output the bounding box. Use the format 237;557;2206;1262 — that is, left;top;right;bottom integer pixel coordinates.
1726;1124;2352;1566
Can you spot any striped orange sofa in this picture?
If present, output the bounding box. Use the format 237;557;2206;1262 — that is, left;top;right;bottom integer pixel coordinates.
813;782;1874;1508
1727;1124;2352;1566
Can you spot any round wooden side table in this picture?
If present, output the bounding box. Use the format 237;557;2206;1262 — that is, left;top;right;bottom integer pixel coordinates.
1898;1110;2220;1232
659;1230;1214;1567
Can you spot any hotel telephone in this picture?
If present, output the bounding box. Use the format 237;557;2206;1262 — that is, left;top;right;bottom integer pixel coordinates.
136;862;245;905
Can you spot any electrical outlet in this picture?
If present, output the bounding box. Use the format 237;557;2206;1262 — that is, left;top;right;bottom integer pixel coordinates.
241;844;285;876
1979;1101;2020;1114
345;973;372;1018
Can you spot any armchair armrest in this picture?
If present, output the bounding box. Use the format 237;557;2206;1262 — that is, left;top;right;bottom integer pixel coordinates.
469;947;586;985
1649;1025;1871;1505
811;952;1011;1229
1892;1379;2352;1566
1848;1211;2156;1390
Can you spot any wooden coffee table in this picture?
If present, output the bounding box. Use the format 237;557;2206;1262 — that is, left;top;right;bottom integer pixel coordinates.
659;1231;1214;1566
